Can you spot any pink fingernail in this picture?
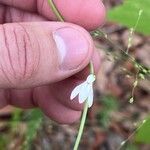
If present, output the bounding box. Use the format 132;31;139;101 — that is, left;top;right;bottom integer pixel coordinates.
53;27;89;70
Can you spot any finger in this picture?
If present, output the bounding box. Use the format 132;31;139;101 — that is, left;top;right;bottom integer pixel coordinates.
0;51;99;110
0;87;81;124
0;0;106;30
74;49;101;79
0;89;8;108
0;4;47;24
0;0;37;12
0;22;94;88
33;86;81;124
0;88;35;108
8;89;35;108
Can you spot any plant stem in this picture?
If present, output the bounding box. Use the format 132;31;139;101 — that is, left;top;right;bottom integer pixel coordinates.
91;29;146;72
73;102;88;150
47;0;64;21
90;61;94;74
73;62;94;150
47;1;95;150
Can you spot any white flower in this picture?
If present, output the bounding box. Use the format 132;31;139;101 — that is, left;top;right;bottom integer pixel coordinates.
70;74;96;108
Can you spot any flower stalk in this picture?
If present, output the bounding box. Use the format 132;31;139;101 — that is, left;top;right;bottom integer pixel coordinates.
47;0;64;21
47;0;95;149
73;102;88;150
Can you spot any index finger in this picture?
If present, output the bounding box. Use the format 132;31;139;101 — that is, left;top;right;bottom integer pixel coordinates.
0;0;106;30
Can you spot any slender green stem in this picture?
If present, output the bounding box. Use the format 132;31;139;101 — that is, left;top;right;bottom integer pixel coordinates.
73;102;88;150
73;62;94;150
47;1;95;150
90;61;94;74
47;0;64;22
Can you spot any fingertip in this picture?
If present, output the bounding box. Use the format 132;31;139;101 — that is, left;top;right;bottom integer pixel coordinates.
34;86;81;124
70;0;106;30
73;48;102;79
91;0;106;29
52;110;81;124
54;0;106;30
40;0;106;30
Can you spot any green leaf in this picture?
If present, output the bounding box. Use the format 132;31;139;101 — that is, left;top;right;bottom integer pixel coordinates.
108;0;150;35
135;117;150;143
0;136;7;149
101;95;118;110
124;143;139;150
97;95;118;129
10;108;23;132
23;109;43;150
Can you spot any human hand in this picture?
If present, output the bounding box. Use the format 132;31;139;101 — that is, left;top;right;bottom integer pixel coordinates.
0;0;105;124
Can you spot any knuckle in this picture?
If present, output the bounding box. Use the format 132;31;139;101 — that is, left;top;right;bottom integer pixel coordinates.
0;24;40;86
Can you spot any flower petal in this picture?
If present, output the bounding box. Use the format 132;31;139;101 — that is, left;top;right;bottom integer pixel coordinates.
87;74;96;83
70;83;84;100
87;85;94;107
79;83;90;104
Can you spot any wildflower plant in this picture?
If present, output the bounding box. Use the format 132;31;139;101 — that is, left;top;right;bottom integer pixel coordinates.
47;0;150;149
48;0;96;149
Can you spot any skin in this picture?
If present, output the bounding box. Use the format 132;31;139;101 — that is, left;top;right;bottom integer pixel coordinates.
0;0;106;124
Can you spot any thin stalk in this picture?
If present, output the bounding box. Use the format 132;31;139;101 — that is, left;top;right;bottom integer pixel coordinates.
48;1;94;150
73;62;94;150
90;61;94;74
92;29;146;72
73;102;88;150
47;0;64;22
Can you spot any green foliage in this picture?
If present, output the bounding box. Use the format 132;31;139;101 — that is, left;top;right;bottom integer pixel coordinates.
97;95;118;129
0;136;7;150
23;109;43;150
0;109;43;150
10;108;23;132
108;0;150;35
101;95;118;110
120;143;139;150
135;117;150;143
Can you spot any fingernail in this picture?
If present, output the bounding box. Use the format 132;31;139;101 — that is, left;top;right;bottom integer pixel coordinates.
53;27;89;70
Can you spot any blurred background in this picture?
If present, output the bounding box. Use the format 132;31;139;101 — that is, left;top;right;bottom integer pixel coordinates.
0;0;149;150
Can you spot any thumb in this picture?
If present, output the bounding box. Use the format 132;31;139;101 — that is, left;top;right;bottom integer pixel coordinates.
0;22;94;88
